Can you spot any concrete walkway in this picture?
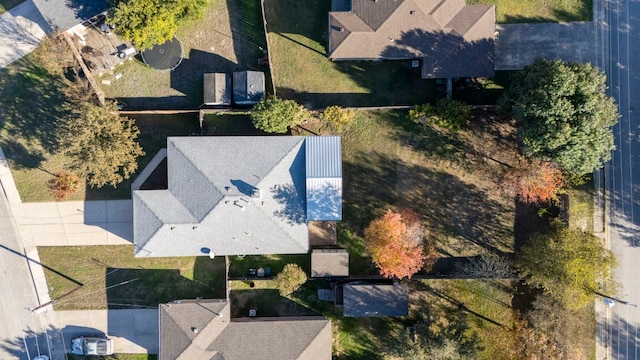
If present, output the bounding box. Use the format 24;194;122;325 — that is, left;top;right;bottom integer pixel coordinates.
495;21;597;70
14;200;133;247
0;0;49;68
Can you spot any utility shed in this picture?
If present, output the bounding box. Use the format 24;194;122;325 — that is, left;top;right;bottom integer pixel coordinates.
203;73;231;106
233;71;265;105
311;249;349;278
343;282;409;317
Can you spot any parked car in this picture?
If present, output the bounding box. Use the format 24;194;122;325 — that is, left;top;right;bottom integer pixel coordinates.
71;336;114;356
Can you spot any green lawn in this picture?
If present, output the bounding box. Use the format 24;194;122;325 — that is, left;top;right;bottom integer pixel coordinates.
201;112;263;135
38;246;226;310
264;0;436;108
567;179;595;232
468;0;592;23
301;109;517;275
101;0;270;109
227;254;310;278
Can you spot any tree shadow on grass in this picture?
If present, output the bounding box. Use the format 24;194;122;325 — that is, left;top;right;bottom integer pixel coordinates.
0;59;69;169
105;259;226;309
230;289;318;318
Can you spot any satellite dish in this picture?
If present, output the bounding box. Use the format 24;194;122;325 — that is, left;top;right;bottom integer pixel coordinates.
209;250;215;260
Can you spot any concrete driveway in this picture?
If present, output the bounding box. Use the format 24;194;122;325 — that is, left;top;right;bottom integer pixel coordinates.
47;309;159;357
0;0;49;68
495;22;597;70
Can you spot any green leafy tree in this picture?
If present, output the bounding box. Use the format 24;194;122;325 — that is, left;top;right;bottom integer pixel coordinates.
409;99;471;131
108;0;208;50
58;101;145;188
251;96;308;133
516;222;616;310
500;59;619;177
276;263;307;296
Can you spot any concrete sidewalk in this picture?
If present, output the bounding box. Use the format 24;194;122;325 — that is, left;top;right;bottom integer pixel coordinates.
495;21;597;70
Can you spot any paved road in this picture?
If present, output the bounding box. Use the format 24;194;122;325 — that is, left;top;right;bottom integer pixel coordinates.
0;193;55;359
495;22;597;70
601;0;640;358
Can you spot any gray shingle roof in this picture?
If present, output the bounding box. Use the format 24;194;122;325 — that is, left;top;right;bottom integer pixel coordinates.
32;0;109;32
133;136;343;257
133;136;310;257
343;282;409;317
203;73;231;106
328;0;495;79
159;301;331;360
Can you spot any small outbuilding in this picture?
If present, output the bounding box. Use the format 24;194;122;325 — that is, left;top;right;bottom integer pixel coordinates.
311;249;349;278
203;73;231;106
342;281;409;317
233;71;265;106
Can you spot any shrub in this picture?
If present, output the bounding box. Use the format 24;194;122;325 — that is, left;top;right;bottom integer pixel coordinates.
251;97;308;133
409;99;471;131
322;105;356;132
48;170;81;200
275;263;307;296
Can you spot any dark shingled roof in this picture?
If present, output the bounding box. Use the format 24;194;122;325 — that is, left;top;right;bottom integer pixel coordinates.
328;0;495;78
159;300;332;360
233;71;265;105
343;282;409;317
203;73;231;106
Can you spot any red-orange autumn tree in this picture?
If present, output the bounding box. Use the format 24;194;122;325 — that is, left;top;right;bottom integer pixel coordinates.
364;209;425;279
504;157;564;203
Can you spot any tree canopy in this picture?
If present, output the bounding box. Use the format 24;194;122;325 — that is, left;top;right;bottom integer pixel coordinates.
516;222;616;310
108;0;207;50
251;96;308;133
503;157;564;204
409;99;471;131
364;209;425;279
58;101;145;188
500;59;619;177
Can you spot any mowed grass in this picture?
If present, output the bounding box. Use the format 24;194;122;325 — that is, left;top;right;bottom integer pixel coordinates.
312;109;517;274
101;0;269;109
38;245;226;310
468;0;592;23
264;0;436;108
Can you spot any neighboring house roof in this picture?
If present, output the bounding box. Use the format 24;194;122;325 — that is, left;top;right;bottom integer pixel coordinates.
328;0;495;78
32;0;109;32
311;249;349;277
233;71;265;105
203;73;231;106
343;282;409;317
159;300;332;360
132;136;342;257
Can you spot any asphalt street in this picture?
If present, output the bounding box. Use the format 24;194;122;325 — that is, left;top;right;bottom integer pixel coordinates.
602;0;640;358
0;193;55;359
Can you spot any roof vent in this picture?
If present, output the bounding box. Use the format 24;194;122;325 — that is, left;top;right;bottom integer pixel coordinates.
410;10;415;14
252;188;262;198
192;327;198;334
